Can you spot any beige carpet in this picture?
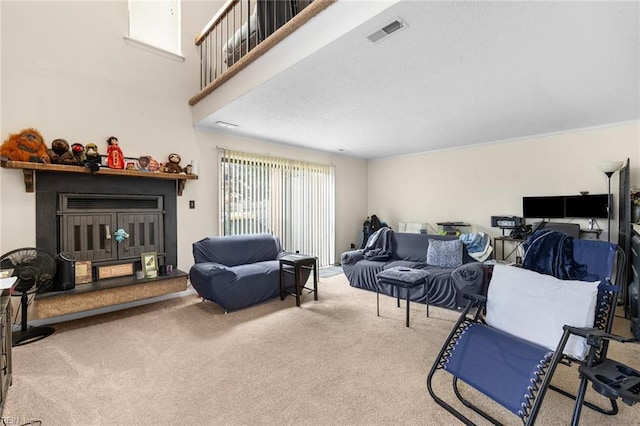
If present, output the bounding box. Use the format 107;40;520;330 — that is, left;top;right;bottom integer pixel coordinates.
4;273;640;425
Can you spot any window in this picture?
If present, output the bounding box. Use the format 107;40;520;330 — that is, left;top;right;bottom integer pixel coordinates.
220;149;335;267
128;0;181;56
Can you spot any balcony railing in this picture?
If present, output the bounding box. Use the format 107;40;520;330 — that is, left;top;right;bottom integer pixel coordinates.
190;0;334;106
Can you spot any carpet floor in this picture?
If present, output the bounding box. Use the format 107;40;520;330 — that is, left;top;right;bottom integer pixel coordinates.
3;273;640;425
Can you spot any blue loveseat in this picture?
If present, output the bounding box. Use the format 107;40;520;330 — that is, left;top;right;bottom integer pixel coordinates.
189;234;308;312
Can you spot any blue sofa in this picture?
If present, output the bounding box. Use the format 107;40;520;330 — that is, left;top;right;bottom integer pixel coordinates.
189;234;308;312
341;232;485;309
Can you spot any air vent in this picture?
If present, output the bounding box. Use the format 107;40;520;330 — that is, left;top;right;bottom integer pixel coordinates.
366;18;407;44
60;194;163;211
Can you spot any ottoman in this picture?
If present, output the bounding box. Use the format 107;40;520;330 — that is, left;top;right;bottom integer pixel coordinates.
376;266;430;327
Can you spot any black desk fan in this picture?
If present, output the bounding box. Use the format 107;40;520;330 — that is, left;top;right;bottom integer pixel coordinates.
0;248;56;346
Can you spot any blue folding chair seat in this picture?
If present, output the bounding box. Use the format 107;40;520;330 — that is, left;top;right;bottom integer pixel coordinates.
444;323;553;417
427;232;631;425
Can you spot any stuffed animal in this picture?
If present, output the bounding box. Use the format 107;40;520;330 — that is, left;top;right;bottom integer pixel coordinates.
70;143;86;166
47;138;75;165
164;153;183;174
0;128;50;163
84;143;101;172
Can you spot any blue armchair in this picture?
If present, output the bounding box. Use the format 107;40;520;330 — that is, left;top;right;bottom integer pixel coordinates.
189;234;307;312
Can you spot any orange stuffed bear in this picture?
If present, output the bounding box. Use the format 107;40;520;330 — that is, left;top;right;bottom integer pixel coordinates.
0;128;50;163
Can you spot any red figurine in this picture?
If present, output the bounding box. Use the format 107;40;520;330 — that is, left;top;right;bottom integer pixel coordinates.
106;136;124;169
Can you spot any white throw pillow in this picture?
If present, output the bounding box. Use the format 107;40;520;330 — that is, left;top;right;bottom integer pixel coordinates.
485;264;599;360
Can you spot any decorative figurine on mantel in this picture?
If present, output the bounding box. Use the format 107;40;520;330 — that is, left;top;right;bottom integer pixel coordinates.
84;143;101;172
70;143;87;166
163;153;183;174
47;138;74;165
106;136;124;169
148;157;161;172
137;155;149;172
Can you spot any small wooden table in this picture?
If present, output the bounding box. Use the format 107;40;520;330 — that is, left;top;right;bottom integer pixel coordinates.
279;254;318;307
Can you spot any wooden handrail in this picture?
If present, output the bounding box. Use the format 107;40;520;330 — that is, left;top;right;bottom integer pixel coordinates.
195;0;242;46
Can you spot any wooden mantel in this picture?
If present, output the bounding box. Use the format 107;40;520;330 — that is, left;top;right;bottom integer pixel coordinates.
0;158;198;196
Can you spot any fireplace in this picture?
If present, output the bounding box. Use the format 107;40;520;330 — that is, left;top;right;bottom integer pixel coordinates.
57;193;166;270
0;159;195;319
31;170;188;318
35;171;178;272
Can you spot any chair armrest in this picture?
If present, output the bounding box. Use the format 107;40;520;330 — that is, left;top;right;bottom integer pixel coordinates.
456;293;487;318
341;250;364;265
189;262;237;302
278;251;294;259
463;292;487;305
563;325;637;344
190;262;236;281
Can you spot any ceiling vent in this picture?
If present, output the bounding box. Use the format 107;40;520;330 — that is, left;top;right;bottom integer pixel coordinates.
366;18;407;44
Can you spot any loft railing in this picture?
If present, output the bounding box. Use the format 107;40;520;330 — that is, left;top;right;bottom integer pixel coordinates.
195;0;313;90
190;0;334;106
195;0;257;90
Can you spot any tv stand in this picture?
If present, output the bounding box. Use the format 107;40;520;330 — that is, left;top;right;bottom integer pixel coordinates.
493;236;526;264
579;229;602;240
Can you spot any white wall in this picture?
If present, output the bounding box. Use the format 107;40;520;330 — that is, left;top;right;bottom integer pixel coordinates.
0;1;368;267
368;122;640;242
0;0;207;266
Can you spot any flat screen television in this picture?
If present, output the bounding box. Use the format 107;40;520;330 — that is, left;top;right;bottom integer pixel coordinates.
564;194;609;219
522;196;565;219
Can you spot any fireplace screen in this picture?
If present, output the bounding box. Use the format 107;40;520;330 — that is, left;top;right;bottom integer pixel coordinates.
58;194;165;264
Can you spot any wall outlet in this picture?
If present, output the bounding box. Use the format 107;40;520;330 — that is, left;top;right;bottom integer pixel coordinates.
189;200;195;209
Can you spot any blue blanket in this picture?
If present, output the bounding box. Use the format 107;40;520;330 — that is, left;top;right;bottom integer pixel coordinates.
521;230;587;280
459;232;489;254
363;227;393;261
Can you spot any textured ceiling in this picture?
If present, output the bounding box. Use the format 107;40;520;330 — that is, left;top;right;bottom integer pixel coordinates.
195;1;640;160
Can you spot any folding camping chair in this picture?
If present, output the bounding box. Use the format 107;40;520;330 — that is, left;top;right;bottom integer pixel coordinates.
427;235;638;425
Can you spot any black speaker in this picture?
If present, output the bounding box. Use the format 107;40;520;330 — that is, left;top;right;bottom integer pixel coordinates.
53;252;76;291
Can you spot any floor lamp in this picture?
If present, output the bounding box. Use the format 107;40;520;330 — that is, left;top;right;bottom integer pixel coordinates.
598;161;624;243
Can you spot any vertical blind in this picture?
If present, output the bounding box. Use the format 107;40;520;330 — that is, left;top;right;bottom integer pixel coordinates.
219;149;336;267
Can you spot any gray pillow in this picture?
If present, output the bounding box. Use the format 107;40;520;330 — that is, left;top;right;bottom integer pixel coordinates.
426;239;463;268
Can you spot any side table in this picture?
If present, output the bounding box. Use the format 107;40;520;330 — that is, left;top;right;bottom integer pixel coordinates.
493;236;526;264
279;254;318;307
565;326;640;424
376;266;430;327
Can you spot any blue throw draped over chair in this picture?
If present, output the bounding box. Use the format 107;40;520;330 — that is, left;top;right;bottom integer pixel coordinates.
427;233;637;425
